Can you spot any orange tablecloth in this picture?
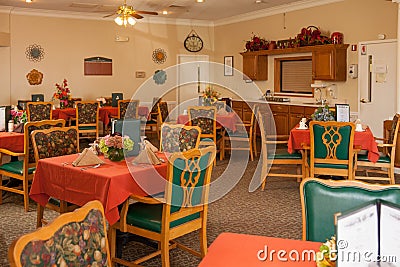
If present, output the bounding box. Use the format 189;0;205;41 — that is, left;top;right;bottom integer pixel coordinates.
288;127;380;163
30;153;167;225
0;132;24;153
177;113;239;132
199;233;320;267
52;106;149;126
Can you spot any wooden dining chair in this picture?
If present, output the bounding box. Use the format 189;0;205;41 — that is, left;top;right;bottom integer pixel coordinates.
257;110;304;190
160;123;201;153
355;113;400;184
0;119;65;212
26;101;53;122
31;126;80;227
188;106;224;162
118;99;140;119
76;101;99;149
109;146;216;267
300;178;400;242
8;200;111;267
144;97;162;138
306;121;356;180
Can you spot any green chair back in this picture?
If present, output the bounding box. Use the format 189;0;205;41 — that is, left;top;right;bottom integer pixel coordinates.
312;123;351;160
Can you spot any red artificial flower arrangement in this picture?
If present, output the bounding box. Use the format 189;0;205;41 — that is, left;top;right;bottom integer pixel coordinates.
52;79;71;106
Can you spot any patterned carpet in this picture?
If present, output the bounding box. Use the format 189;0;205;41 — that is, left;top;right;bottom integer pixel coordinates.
0;153;398;266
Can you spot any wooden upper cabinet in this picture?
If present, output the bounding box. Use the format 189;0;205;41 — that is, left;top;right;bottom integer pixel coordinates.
312;45;348;81
241;54;268;80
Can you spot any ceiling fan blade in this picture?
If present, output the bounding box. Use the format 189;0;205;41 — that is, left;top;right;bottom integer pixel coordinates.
103;13;116;18
136;10;158;15
131;13;144;19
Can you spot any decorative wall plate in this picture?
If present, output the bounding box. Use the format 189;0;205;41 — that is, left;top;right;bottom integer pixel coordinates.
25;44;45;62
152;48;167;64
153;70;167;85
26;69;43;85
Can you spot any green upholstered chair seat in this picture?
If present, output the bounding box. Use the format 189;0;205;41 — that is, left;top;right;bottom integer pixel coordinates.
302;179;400;242
357;154;391;164
78;126;96;130
126;203;200;233
307;158;348;169
0;161;35;175
268;151;302;160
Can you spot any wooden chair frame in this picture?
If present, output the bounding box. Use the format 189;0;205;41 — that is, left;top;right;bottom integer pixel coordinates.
0;119;65;212
159;123;202;153
258;111;304;190
26;101;53;122
8;200;111;267
118;99;140;119
300;178;400;241
75;101;99;148
31;126;80;227
355;114;400;184
109;147;216;267
307;121;356;180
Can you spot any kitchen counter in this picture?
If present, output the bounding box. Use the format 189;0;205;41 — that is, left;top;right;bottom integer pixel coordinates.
241;98;335;108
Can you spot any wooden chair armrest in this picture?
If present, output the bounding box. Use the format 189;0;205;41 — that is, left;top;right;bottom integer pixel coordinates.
265;140;288;145
0;149;24;157
374;137;387;142
377;143;395;148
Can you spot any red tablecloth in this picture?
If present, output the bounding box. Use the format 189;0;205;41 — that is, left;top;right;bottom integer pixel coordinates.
0;132;24;153
30;153;167;225
199;233;320;267
288;127;380;163
52;106;149;126
177;113;239;132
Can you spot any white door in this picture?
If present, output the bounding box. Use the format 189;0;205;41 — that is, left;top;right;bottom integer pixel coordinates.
176;55;209;115
358;40;397;138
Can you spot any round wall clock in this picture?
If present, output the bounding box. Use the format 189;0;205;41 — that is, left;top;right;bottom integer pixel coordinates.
152;48;167;64
184;30;203;53
25;44;45;62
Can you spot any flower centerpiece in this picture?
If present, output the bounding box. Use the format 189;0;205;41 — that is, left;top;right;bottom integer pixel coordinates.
11;106;27;125
202;86;220;106
311;105;335;121
98;133;134;161
295;26;332;47
245;33;269;51
316;236;337;267
52;79;71;109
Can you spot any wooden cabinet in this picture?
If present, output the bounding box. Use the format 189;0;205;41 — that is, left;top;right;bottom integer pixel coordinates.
241;54;268;80
289;106;305;130
312;45;348;81
232;100;254;123
270;104;289;135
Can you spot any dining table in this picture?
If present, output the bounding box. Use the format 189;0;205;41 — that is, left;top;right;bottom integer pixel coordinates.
52;106;149;126
198;232;321;267
288;125;380;163
0;132;24;153
29;153;168;225
177;112;239;132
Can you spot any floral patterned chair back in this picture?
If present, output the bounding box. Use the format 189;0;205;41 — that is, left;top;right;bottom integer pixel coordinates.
75;101;99;146
8;200;111;267
188;106;217;136
31;127;79;163
118;100;139;119
26;101;53;122
65;97;82;108
158;101;169;123
160;123;201;153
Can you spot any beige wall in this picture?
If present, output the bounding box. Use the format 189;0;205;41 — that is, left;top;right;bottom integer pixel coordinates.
0;0;398;111
0;13;214;105
214;0;398;110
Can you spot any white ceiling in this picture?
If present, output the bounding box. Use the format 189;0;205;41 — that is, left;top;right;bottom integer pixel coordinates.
0;0;329;22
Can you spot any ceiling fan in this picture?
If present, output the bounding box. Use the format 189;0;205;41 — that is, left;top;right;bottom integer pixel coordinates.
104;0;158;26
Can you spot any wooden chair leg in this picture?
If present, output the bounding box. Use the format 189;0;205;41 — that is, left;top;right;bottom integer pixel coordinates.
160;235;170;267
199;226;207;257
23;179;29;212
36;203;44;228
109;226;117;264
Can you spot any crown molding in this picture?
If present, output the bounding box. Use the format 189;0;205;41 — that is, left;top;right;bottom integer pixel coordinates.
0;5;213;27
214;0;344;26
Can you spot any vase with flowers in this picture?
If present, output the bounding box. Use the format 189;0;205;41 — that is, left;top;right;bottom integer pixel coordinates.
11;106;27;125
311;105;335;122
202;86;220;106
316;236;337;267
98;133;134;162
52;79;71;109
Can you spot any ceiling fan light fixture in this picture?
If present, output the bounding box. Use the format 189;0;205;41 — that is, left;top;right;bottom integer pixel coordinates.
127;17;136;26
196;0;205;3
162;10;168;15
25;0;32;2
114;16;124;25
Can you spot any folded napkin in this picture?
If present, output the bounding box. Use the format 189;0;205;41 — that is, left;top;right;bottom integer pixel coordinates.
143;140;158;153
72;148;104;167
132;143;162;165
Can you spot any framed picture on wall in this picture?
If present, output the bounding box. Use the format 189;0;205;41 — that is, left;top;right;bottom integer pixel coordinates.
224;56;233;76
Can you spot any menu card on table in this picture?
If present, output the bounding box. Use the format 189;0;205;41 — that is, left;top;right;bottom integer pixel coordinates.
336;200;400;267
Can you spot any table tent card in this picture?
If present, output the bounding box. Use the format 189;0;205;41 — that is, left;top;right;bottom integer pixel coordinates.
336;200;400;267
72;148;104;167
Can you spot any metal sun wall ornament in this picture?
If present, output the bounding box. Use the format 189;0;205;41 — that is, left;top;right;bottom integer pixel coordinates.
26;69;43;85
153;70;167;85
152;48;167;64
25;44;45;62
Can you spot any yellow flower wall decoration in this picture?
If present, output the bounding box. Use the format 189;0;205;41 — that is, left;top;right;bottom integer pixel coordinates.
26;69;44;85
